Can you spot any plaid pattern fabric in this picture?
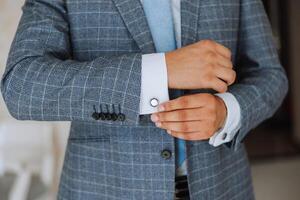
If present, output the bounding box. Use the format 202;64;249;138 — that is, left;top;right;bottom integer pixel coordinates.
1;0;288;199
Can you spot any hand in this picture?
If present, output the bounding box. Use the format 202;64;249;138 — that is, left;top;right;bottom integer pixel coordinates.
150;93;227;141
165;40;236;93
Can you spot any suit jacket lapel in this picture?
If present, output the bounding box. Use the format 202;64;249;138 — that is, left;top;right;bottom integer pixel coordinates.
181;0;200;46
112;0;156;53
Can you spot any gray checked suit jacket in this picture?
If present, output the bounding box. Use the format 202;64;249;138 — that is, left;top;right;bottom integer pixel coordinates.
1;0;288;199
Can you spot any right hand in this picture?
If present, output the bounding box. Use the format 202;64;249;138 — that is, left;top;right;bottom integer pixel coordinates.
165;40;236;93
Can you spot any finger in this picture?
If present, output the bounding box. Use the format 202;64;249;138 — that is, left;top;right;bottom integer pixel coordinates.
216;54;233;69
214;42;232;59
208;78;228;93
153;108;209;122
167;130;210;141
157;121;206;132
214;66;236;85
158;94;208;112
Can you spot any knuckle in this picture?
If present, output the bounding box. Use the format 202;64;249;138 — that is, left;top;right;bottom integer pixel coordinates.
223;84;228;92
219;83;228;93
157;113;163;120
163;104;170;111
167;103;174;111
231;71;236;83
227;50;232;58
222;46;232;57
206;52;217;61
191;46;200;54
227;60;234;69
201;39;214;47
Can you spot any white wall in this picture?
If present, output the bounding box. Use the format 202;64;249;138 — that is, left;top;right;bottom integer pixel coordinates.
0;0;70;194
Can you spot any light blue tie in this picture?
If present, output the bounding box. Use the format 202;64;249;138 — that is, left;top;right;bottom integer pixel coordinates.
142;0;186;174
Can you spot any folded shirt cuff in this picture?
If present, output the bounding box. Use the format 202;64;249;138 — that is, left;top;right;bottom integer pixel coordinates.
139;53;170;114
209;92;242;147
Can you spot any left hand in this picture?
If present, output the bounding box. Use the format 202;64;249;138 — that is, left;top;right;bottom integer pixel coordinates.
151;93;227;141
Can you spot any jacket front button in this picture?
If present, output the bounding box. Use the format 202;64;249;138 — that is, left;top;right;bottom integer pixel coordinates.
161;149;172;160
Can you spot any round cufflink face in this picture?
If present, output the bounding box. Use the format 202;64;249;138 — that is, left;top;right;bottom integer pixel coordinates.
150;98;159;107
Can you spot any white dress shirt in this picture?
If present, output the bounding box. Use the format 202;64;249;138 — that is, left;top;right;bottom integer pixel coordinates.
139;0;241;147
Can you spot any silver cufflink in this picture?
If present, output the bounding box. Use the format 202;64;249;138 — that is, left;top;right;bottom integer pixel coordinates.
150;98;159;107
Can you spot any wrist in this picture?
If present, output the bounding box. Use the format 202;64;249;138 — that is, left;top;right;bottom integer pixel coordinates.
165;51;176;89
215;96;227;130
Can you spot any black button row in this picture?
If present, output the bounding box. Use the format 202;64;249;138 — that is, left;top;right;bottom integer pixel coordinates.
92;104;125;122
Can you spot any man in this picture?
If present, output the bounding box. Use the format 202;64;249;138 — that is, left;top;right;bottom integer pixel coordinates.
1;0;288;199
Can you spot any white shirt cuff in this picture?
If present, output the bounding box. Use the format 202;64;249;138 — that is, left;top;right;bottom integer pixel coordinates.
209;92;242;147
139;53;170;114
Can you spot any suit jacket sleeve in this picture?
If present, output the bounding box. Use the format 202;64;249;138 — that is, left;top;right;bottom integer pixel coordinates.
1;0;142;125
229;0;289;150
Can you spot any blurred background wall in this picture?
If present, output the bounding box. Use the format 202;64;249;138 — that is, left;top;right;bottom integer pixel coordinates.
0;1;70;199
0;0;299;200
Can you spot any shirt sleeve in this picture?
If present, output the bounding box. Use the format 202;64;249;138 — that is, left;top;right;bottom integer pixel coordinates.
139;53;170;114
209;93;242;147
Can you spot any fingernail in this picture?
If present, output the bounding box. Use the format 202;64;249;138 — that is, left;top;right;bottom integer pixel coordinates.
158;105;165;112
151;114;159;122
155;122;162;127
167;130;172;134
